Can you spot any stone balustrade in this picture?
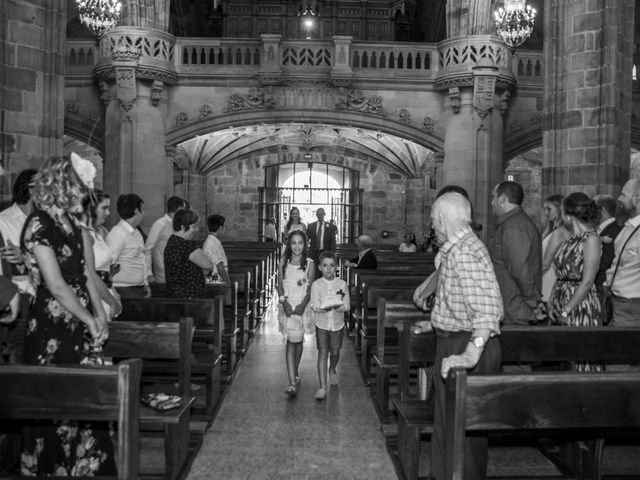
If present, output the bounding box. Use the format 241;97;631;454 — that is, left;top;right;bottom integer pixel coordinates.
63;34;541;86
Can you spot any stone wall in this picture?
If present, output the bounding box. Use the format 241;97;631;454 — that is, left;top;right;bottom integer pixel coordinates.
197;150;437;244
0;0;66;201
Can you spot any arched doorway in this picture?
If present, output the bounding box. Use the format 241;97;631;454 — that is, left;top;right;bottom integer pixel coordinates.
259;162;362;243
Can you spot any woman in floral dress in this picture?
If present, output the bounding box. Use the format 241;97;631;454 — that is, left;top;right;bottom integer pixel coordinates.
20;156;113;476
549;192;602;372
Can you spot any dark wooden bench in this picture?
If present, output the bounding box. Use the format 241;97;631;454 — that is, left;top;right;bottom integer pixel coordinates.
150;282;241;379
106;318;194;480
394;325;640;480
0;359;141;480
120;297;224;418
355;278;425;381
230;270;253;354
374;299;430;420
349;273;426;348
445;369;640;480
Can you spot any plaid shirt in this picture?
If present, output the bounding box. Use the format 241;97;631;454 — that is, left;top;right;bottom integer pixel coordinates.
431;226;502;334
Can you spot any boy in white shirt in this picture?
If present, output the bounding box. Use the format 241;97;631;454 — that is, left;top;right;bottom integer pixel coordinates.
309;251;350;400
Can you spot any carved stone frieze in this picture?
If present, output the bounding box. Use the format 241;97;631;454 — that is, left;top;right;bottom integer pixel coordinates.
199;104;212;120
494;89;511;115
175;112;188;127
397;108;411;123
224;88;266;112
344;90;387;116
115;67;137;111
449;87;461;114
473;75;496;120
98;81;111;106
150;80;163;106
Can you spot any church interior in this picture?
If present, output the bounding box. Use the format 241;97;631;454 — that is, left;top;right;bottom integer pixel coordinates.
2;0;640;479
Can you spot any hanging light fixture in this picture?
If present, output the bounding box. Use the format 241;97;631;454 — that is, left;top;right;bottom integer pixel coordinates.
494;0;537;52
76;0;123;36
298;3;320;40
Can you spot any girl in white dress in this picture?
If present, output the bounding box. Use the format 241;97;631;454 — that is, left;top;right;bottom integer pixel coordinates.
277;230;315;397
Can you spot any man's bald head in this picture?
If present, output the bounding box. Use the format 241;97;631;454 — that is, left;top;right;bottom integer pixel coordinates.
431;193;472;243
433;192;471;224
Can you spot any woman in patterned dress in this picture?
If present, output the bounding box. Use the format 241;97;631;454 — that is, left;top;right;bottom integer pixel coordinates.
164;209;213;299
20;156;113;476
549;192;602;371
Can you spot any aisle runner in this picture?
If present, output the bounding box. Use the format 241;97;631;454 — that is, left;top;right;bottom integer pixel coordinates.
186;305;398;480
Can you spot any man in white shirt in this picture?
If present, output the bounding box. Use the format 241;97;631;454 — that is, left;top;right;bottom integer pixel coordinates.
145;196;186;283
107;194;150;298
0;169;37;294
264;217;277;242
202;214;230;284
606;178;640;326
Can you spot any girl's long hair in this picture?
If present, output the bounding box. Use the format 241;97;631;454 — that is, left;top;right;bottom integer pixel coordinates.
282;230;308;279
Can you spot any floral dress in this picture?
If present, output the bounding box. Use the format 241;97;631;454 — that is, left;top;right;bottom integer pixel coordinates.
278;258;314;342
164;234;206;299
550;230;602;372
20;208;115;476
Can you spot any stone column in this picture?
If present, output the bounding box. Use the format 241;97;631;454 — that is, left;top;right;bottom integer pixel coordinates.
0;0;65;189
95;25;176;227
543;0;635;197
435;36;515;235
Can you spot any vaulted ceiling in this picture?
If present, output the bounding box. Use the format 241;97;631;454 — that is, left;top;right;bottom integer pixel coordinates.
176;123;435;178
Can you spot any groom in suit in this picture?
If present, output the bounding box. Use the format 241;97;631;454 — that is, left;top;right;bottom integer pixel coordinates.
308;208;336;266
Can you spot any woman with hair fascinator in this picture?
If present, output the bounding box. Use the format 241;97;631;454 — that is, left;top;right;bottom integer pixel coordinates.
19;155;116;476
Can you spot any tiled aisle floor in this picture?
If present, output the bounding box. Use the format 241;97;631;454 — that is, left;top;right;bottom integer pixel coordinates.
186;304;398;480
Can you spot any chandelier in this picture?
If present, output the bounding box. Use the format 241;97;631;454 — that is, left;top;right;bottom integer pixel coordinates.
298;4;320;39
494;0;536;51
76;0;122;36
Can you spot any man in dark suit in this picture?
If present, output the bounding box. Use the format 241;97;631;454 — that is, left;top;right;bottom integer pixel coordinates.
594;194;622;295
307;208;336;263
344;234;377;269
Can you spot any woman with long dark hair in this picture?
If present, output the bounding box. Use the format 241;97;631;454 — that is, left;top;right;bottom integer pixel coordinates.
549;192;602;370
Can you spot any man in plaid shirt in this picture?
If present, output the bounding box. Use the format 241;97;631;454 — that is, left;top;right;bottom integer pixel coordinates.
427;192;503;480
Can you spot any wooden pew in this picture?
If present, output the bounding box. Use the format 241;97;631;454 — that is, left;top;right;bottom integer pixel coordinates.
349;270;426;353
445;369;640;480
374;299;430;420
354;278;425;381
228;262;261;335
393;323;640;480
230;271;252;354
340;251;435;286
120;297;224;418
150;283;241;379
0;359;141;480
105;318;194;480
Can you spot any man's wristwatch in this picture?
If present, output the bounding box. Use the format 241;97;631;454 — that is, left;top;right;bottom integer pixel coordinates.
470;336;486;349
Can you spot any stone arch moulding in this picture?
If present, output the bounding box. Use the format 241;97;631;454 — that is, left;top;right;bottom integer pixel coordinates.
504;125;542;162
64;110;105;154
165;109;444;154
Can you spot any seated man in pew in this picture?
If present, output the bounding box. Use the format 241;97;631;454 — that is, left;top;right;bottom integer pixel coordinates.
203;214;231;285
343;234;377;269
427;192;504;480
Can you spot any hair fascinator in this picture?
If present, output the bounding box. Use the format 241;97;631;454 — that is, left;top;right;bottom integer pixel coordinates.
70;152;96;189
